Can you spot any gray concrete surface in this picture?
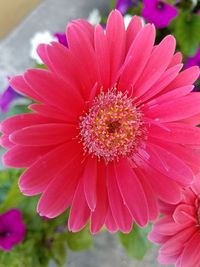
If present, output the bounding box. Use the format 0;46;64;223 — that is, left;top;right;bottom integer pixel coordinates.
0;0;172;266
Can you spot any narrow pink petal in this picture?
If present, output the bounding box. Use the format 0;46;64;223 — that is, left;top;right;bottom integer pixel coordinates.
168;52;182;68
9;75;43;102
105;207;119;233
83;157;98;211
24;69;83;119
134;168;158;221
68;180;91;232
144;85;193;107
126;16;143;52
19;141;82;195
181;113;200;125
137;159;182;204
160;227;195;257
134;35;176;98
140;64;183;103
145;93;200;122
46;42;92;99
10;123;77;146
180;232;200;267
70;19;95;45
148;230;169;244
0;134;14;148
106;10;126;85
107;163;133;233
66;23;99;98
29;104;70;122
3;145;53;168
140;142;193;186
0;113;56;134
36;44;54;71
115;158;149;226
162;66;200;94
94;25;110;89
37;154;83;218
118;24;155;91
91;162;108;234
148;122;200;145
173;204;196;225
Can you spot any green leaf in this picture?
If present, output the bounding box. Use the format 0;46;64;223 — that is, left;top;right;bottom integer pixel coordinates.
50;233;67;267
171;11;200;56
66;226;93;251
118;224;152;260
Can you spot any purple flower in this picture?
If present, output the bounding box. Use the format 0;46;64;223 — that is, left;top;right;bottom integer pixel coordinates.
115;0;140;15
54;32;68;47
0;209;26;251
185;47;200;91
0;85;20;113
142;0;178;28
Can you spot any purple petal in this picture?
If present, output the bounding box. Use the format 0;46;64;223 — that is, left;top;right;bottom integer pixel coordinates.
142;0;178;28
0;86;21;113
54;32;68;47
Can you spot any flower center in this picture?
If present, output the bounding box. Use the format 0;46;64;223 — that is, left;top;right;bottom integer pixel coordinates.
156;1;165;10
0;230;10;238
79;89;145;162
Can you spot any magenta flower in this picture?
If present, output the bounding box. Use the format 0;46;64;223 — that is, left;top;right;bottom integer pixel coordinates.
1;11;200;234
0;85;20;113
142;0;178;28
0;209;26;251
185;47;200;71
54;32;68;47
149;178;200;266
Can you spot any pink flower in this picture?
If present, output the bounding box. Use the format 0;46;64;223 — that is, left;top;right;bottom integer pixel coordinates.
1;10;200;234
149;179;200;266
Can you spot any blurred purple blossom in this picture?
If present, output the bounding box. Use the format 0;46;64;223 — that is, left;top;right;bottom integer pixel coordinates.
185;47;200;90
0;85;21;113
54;32;68;47
0;209;26;251
142;0;178;28
115;0;140;15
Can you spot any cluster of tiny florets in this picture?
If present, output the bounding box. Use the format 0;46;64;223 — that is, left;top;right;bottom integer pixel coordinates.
79;89;145;162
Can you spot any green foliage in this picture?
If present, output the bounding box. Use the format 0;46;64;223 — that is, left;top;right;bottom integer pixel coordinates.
118;224;152;260
66;225;93;251
171;11;200;56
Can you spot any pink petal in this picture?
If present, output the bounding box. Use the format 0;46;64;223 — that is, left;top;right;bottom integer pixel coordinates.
24;69;83;119
29;104;70;122
91;162;108;234
9;75;43;102
145;93;200;122
94;25;110;89
10;123;77;146
37;153;83;218
106;10;126;86
126;16;143;52
68;180;91;232
107;162;133;233
3;145;53;168
148;122;200;145
140;142;193;186
0;113;56;134
0;134;14;148
36;44;54;71
19;141;82;195
180;232;200;267
134;35;176;98
115;158;148;227
173;204;196;225
83;157;98;211
118;24;155;91
140;64;183;103
162;66;200;94
168;52;182;68
105;207;119;233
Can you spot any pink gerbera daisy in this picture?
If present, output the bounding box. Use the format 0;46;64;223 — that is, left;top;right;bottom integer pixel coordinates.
1;10;200;234
149;178;200;267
